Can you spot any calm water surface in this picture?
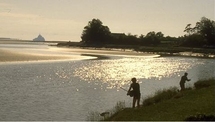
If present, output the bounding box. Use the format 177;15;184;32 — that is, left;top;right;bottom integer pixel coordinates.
0;43;214;121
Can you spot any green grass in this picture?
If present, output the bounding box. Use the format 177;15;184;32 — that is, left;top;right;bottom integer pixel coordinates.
142;87;179;106
107;79;215;121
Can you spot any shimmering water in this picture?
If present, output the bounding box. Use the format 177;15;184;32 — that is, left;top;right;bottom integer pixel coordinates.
0;43;214;121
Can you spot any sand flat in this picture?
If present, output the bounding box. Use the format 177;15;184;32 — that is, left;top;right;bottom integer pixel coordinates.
0;49;84;62
0;40;158;62
0;47;158;62
58;47;156;57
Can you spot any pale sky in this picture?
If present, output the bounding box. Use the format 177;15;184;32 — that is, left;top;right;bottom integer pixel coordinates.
0;0;214;41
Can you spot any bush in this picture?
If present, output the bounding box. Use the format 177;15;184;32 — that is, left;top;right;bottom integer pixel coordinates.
194;79;215;89
142;87;178;106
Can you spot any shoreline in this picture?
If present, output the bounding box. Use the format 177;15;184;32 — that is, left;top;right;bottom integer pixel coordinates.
56;41;215;59
1;43;214;63
69;46;215;59
57;46;215;59
144;51;215;59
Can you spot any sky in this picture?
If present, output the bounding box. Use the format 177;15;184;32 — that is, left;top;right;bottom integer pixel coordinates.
0;0;214;41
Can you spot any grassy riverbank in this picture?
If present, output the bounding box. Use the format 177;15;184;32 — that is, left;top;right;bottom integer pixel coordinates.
106;79;215;121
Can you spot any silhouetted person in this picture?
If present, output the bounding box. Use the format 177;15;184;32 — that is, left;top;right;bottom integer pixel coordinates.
127;77;141;108
180;72;191;91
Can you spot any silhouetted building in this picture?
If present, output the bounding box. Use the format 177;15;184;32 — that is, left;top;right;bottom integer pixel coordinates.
111;33;126;39
33;34;45;41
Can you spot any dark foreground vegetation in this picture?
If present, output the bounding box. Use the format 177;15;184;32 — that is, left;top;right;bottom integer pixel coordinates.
105;79;215;121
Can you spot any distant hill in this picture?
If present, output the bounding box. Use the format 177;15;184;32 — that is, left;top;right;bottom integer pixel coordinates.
33;34;45;41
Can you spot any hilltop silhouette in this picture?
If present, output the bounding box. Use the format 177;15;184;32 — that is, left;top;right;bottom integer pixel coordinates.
33;34;45;42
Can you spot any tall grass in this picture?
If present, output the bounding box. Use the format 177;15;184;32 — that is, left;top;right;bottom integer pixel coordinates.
142;87;179;106
194;78;215;89
86;111;101;121
142;78;215;107
86;101;126;121
112;101;126;114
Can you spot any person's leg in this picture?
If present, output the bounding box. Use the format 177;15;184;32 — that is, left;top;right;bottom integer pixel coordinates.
137;94;140;107
180;83;185;91
137;99;140;107
133;97;136;108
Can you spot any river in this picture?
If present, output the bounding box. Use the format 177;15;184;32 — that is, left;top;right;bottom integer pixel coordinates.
0;42;214;121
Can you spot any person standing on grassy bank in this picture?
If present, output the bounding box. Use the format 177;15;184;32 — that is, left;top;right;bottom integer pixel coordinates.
180;72;191;91
127;77;141;108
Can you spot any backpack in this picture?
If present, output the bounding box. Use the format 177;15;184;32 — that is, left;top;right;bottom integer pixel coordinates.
127;90;134;97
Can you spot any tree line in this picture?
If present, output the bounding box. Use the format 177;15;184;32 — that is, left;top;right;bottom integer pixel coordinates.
81;17;215;47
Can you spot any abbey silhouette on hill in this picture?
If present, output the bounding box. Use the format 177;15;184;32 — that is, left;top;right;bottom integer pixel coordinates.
33;34;45;42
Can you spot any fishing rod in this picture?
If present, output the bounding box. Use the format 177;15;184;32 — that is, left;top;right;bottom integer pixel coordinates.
120;87;128;92
119;86;134;97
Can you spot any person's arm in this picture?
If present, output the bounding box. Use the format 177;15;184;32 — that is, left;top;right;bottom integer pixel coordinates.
186;76;191;81
127;85;132;95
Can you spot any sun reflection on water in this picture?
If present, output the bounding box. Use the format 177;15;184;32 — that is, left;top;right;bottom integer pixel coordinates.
74;57;203;89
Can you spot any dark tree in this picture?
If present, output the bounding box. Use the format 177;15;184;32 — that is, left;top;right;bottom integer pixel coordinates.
195;17;215;45
181;34;205;47
124;33;139;45
144;31;163;45
184;17;215;46
81;19;111;45
184;24;195;35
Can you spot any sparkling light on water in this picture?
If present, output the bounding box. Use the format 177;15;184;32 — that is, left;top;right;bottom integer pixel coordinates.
74;57;204;89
